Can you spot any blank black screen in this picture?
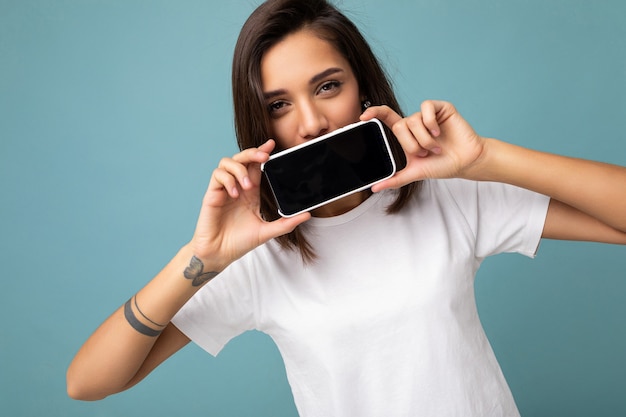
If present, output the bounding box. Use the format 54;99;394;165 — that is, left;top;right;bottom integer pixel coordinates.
263;120;394;216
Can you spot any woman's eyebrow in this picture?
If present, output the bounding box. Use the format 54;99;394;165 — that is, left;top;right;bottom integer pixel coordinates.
263;67;345;100
309;67;344;85
263;89;287;101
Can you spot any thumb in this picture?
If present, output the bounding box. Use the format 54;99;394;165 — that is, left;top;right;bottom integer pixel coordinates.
258;212;311;243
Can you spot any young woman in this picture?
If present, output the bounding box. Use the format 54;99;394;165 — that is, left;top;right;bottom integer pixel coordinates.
67;0;626;415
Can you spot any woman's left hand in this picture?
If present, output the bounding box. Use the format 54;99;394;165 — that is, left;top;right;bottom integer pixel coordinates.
361;100;486;191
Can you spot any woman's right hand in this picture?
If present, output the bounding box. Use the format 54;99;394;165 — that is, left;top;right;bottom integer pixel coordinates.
190;139;310;270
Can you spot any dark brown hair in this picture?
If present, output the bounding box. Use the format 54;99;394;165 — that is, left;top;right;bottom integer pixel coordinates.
232;0;419;261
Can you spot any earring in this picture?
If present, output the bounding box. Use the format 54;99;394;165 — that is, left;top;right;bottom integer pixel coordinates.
362;99;372;111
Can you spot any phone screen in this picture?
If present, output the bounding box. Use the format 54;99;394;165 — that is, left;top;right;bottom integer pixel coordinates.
262;119;396;217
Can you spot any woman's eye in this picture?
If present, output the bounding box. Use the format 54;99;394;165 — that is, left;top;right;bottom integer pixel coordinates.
268;101;287;113
318;81;342;94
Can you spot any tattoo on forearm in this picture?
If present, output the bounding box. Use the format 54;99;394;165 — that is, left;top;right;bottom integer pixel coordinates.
123;298;163;337
134;295;167;328
184;256;219;286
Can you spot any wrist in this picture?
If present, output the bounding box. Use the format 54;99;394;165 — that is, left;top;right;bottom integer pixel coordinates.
460;137;499;182
125;245;223;328
185;239;230;269
183;255;220;287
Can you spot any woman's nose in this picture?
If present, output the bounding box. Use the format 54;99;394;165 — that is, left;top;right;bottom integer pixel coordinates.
297;101;328;140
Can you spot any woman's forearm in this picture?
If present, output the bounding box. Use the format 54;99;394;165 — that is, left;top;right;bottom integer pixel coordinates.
469;138;626;233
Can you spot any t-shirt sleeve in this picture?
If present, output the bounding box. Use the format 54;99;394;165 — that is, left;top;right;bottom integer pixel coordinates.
171;258;257;356
441;179;550;259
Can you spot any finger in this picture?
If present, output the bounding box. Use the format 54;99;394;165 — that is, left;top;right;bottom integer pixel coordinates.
392;120;428;157
232;146;271;165
230;140;276;170
217;157;253;191
210;167;240;198
247;158;264;186
360;105;403;128
405;114;441;155
248;140;276;186
257;139;276;154
420;100;442;137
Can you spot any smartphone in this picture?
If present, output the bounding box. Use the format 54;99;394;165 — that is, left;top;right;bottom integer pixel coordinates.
261;118;396;217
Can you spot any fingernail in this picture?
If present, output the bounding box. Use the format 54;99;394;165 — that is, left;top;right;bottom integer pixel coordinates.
432;147;442;155
430;129;440;137
243;176;252;188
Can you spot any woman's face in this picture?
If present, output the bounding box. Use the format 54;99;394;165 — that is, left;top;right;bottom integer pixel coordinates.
260;29;363;150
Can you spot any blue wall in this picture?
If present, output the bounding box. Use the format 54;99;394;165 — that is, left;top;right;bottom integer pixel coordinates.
1;1;624;415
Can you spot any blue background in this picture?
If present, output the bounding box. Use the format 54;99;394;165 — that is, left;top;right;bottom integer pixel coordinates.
1;0;625;415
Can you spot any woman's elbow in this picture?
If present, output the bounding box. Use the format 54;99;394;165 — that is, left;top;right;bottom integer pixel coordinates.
66;385;107;401
66;369;112;401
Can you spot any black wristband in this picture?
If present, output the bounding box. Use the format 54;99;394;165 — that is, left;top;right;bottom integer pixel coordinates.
124;298;163;337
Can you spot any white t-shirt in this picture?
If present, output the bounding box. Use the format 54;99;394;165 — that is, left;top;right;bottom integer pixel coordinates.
172;178;550;417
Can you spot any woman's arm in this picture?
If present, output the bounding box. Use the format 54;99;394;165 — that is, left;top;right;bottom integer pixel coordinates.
472;138;626;243
362;101;626;244
67;140;310;401
66;245;197;401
